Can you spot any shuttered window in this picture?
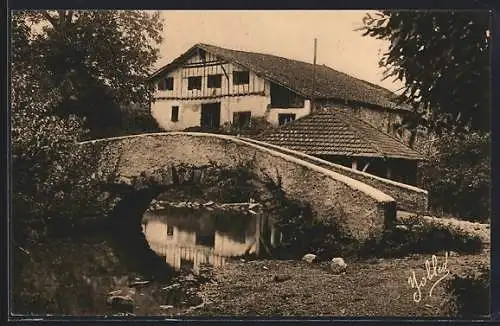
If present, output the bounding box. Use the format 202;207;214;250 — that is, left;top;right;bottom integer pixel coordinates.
207;74;222;88
233;71;250;85
158;77;174;90
171;106;179;122
188;76;202;90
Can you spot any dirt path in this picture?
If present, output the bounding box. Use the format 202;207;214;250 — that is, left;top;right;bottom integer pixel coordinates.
183;250;489;317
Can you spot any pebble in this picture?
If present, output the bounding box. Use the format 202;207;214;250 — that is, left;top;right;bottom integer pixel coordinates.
160;305;174;310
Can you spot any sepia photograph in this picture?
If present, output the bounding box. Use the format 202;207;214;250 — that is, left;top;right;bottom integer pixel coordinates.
10;9;491;319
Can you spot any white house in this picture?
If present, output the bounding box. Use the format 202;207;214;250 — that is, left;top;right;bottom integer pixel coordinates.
148;43;320;131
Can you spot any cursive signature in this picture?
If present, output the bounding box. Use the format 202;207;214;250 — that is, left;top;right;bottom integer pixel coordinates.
407;252;450;303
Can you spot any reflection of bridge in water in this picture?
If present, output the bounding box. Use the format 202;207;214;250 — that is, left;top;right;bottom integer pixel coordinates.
143;210;281;273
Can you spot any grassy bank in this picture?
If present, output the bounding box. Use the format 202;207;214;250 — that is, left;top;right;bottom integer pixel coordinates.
184;250;490;318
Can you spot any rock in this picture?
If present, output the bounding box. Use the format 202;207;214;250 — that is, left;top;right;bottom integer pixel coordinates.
449;251;459;257
330;257;347;274
129;280;150;287
106;288;135;313
162;283;181;291
262;266;268;270
248;203;260;210
302;253;317;264
113;312;135;317
331;257;347;266
203;201;215;206
184;274;196;281
395;225;409;231
159;305;174;310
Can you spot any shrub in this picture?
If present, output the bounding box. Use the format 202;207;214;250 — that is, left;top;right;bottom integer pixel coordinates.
11;102;117;246
444;266;490;318
219;117;274;136
417;131;490;222
117;104;163;136
360;216;483;257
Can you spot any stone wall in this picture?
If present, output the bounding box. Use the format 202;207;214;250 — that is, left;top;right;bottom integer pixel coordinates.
315;100;414;146
240;137;428;213
79;132;397;243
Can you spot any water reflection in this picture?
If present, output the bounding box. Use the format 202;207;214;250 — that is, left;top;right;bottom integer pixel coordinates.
142;206;278;273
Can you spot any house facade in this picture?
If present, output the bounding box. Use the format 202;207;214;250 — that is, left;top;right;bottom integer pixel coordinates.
150;45;313;131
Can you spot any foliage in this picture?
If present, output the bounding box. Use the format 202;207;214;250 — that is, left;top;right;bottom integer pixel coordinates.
155;161;265;204
111;104;163;137
360;215;483;258
11;13;121;246
417;131;490;222
12;237;128;315
219;117;275;136
11;10;163;137
359;11;490;133
11;104;117;244
445;265;490;318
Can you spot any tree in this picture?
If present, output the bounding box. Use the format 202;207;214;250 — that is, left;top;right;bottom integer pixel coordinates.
359;11;491;221
417;131;490;222
12;10;164;137
359;11;490;133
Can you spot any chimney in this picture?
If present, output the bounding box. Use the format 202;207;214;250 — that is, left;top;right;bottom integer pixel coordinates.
311;38;317;113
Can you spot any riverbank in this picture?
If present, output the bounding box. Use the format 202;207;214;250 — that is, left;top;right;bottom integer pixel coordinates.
182;250;490;318
11;235;490;318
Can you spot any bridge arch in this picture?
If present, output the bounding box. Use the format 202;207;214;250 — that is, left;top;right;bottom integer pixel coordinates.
79;132;399;243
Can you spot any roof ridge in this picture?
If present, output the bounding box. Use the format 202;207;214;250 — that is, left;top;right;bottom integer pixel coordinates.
332;108;422;158
199;43;316;67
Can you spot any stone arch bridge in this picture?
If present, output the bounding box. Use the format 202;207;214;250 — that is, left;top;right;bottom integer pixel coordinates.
79;132;428;244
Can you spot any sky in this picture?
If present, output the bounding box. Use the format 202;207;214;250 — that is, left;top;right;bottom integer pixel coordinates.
155;10;405;93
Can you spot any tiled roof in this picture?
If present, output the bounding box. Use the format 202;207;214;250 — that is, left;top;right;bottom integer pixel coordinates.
150;43;408;110
256;108;424;160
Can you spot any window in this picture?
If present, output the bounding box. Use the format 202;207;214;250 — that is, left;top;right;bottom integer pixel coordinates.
164;77;174;90
198;49;206;61
207;74;222;88
167;225;174;237
278;113;296;125
158;77;174;91
270;83;305;108
171;106;179;122
232;71;250;85
188;76;202;90
233;111;252;128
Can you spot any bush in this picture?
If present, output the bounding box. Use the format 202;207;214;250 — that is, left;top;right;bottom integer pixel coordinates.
417;131;490;222
11;102;117;246
117;104;163;136
219;117;274;136
445;266;490;318
360;216;483;257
